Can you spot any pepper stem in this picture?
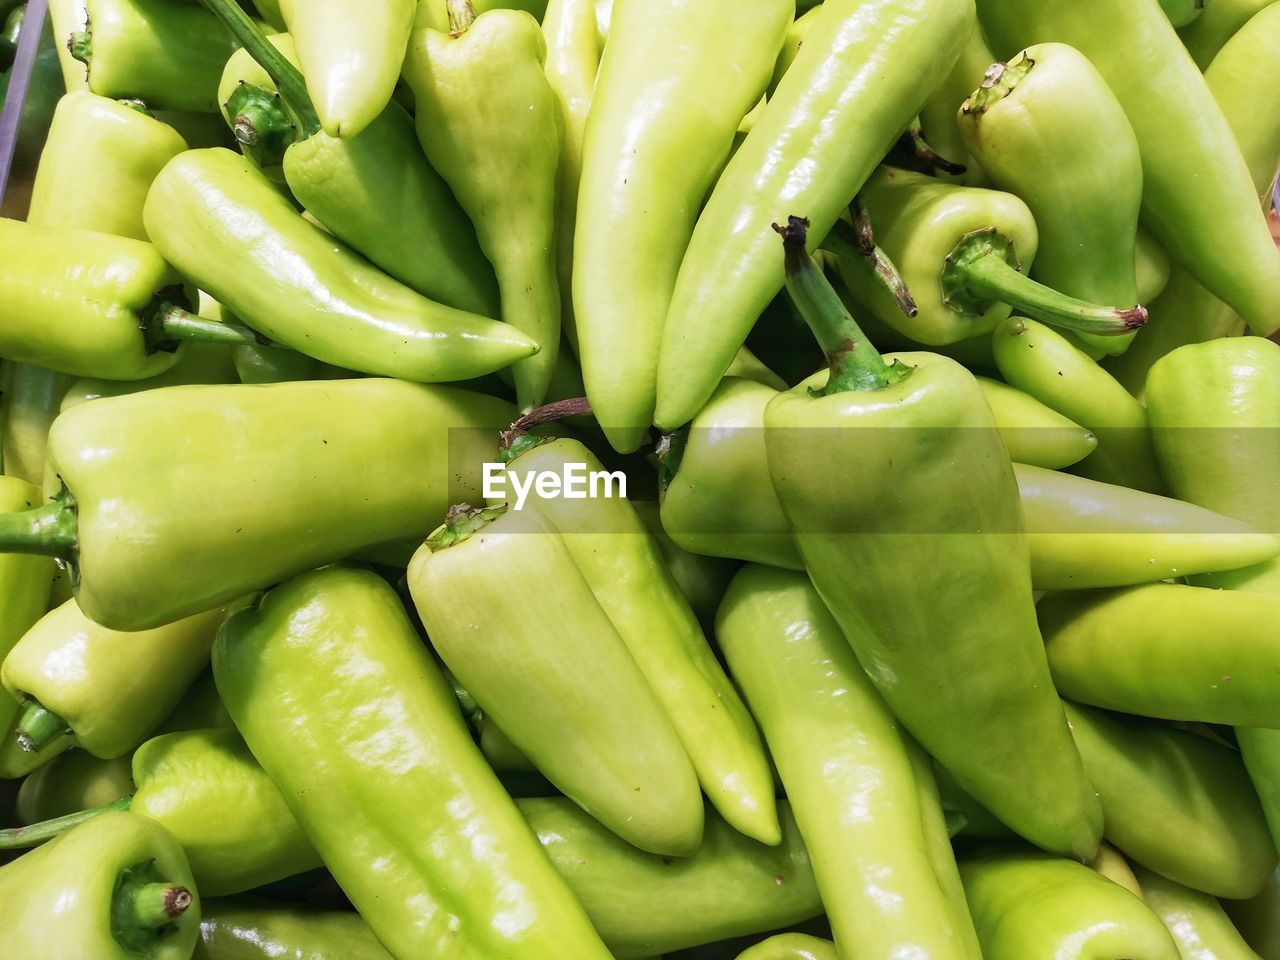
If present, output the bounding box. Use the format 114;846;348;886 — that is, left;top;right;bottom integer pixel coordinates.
961;53;1036;116
425;503;508;551
197;0;320;138
16;701;70;753
140;300;274;354
0;496;77;560
944;230;1147;336
775;216;910;396
67;30;90;66
498;397;592;455
0;796;134;850
447;0;477;34
822;206;919;318
225;82;295;169
118;882;193;929
906;118;967;176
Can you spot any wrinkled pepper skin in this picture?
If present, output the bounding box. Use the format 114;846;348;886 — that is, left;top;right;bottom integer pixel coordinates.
0;220;186;381
524;797;822;959
0;478;57;779
977;0;1280;337
213;567;613;960
216;35;498;317
1043;584;1280;728
1136;865;1263;960
994;316;1165;493
409;504;706;857
275;0;414;139
960;848;1180;960
718;566;984;960
653;0;974;431
36;378;511;630
1178;0;1279;68
504;437;779;845
16;751;134;823
0;811;199;960
1017;465;1280;590
78;0;237;111
195;899;393;960
403;11;562;410
573;0;792;452
1066;702;1278;900
766;352;1101;860
2;600;225;760
30;92;187;240
736;934;837;960
958;43;1144;358
144;149;537;383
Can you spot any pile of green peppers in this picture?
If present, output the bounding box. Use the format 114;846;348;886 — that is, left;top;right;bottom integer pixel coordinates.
0;0;1279;957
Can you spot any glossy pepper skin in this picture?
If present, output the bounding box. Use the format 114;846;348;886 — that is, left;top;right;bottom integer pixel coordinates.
960;848;1180;960
766;229;1100;860
16;751;134;823
978;378;1097;469
1136;864;1263;960
409;504;705;857
2;600;225;761
718;566;983;960
631;501;737;627
275;0;414;139
736;934;837;960
73;0;237;111
500;436;779;845
573;0;792;452
144;149;538;383
977;0;1280;338
653;0;974;431
213;567;613;960
1017;465;1280;590
524;796;821;959
213;27;498;317
194;899;393;960
916;21;996;185
958;44;1144;358
0;811;199;959
0;378;511;631
403;10;562;411
994;316;1165;493
1043;584;1280;728
1066;702;1278;900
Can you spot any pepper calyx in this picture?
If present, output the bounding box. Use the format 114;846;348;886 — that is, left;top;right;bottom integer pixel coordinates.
425;503;508;551
112;861;194;954
962;51;1036;116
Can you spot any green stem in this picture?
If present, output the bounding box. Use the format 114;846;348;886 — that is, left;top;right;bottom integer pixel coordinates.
0;497;77;560
0;796;133;850
197;0;320;138
67;29;90;67
117;882;193;929
16;701;70;753
945;230;1147;336
141;301;274;354
775;216;910;395
822;211;919;319
425;503;507;551
224;82;294;169
907;117;966;176
962;54;1036;116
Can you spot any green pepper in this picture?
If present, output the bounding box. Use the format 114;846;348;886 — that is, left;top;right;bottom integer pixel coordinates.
48;0;89;89
2;599;225;762
154;669;234;737
272;0;415;138
16;750;134;823
525;796;823;959
409;503;705;856
653;0;974;432
62;341;241;410
0;811;199;958
977;1;1280;339
994;316;1166;492
1043;584;1280;728
1177;0;1276;67
764;221;1101;859
1223;867;1280;960
210;20;498;317
1106;4;1280;396
143;148;539;383
1065;701;1278;900
403;8;561;411
632;501;737;627
1090;841;1145;900
494;435;779;845
1137;864;1261;960
194;898;393;960
542;0;600;352
1135;228;1173;305
735;934;838;960
959;848;1181;960
213;566;612;959
70;0;237;111
718;565;983;959
833;169;1144;349
0;378;511;631
572;0;791;452
0;363;74;487
979;378;1098;469
916;20;996;184
957;44;1145;358
1018;465;1280;590
1160;0;1206;27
